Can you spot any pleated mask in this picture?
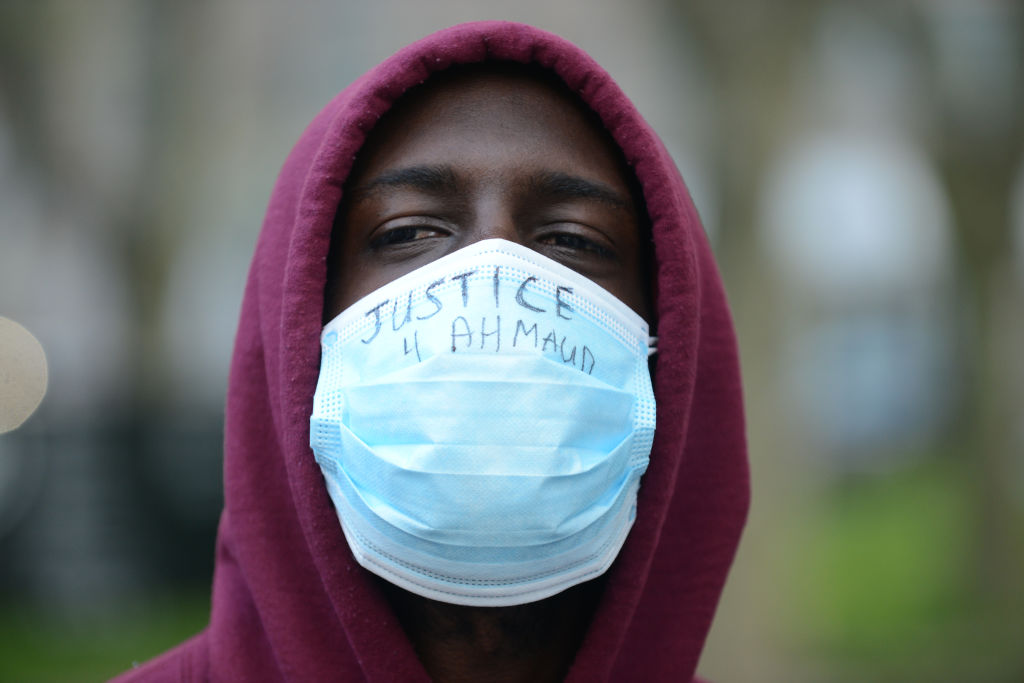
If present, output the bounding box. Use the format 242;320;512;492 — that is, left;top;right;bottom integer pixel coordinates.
310;238;656;606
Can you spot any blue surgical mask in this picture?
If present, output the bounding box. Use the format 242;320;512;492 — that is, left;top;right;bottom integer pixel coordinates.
310;239;656;606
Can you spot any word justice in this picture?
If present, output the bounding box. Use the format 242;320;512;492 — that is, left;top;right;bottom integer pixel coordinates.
356;266;598;374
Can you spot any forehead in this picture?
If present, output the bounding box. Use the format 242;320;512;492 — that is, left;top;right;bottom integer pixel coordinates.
348;63;631;186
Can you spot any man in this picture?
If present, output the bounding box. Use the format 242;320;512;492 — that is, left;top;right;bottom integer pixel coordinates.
115;21;748;682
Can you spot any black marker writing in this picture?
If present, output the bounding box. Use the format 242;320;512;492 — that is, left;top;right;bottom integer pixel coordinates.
560;336;577;365
418;278;445;320
481;315;500;352
516;276;545;313
392;291;413;331
451;315;473;351
581;346;596;374
361;299;389;344
513;320;538;348
451;270;475;307
403;331;421;362
493;266;500;308
542;329;559;353
555;286;573;320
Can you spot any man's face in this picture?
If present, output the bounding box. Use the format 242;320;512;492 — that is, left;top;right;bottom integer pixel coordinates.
326;67;649;320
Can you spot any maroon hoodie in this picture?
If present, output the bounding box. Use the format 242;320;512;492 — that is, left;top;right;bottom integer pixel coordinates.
114;21;749;682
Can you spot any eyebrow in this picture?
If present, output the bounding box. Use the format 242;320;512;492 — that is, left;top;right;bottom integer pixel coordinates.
349;164;459;200
527;170;631;211
349;164;631;211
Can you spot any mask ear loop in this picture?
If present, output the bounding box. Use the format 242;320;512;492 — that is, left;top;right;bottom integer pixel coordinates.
647;336;658;357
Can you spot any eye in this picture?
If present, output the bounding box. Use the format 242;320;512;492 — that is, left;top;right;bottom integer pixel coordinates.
537;230;615;260
370;225;447;249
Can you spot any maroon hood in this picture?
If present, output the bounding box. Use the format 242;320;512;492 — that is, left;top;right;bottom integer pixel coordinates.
114;21;749;682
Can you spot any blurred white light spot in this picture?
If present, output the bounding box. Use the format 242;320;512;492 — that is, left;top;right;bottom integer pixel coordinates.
0;317;48;433
761;133;952;299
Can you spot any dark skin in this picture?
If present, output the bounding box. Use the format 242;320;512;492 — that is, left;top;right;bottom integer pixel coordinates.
325;65;650;683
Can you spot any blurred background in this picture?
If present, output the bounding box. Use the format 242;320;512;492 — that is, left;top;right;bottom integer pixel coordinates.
1;0;1022;680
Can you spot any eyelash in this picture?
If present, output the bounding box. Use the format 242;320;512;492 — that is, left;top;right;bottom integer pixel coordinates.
537;229;615;260
369;225;446;249
368;223;615;261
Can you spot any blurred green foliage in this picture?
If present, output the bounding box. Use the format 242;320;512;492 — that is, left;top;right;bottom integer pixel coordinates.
0;593;209;683
791;459;1024;682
